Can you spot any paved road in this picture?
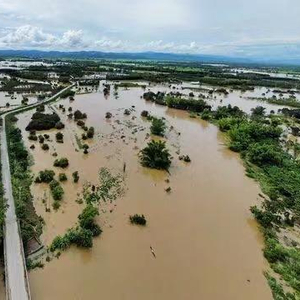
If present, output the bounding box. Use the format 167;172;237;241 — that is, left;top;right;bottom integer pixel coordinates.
1;84;75;300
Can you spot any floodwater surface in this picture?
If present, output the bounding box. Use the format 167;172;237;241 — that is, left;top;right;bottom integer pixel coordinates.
16;83;274;299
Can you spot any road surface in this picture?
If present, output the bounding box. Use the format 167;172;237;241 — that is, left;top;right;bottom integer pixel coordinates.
1;84;75;300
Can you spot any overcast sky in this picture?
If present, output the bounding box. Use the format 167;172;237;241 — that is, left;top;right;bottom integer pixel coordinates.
0;0;299;58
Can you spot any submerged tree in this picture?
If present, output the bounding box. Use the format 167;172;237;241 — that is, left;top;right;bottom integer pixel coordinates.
140;140;172;170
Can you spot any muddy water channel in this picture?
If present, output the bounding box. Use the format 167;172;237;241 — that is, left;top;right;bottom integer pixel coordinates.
16;83;275;299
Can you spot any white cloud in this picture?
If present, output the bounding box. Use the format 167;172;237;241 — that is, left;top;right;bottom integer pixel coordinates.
0;25;56;47
95;37;125;51
61;30;84;48
0;25;84;49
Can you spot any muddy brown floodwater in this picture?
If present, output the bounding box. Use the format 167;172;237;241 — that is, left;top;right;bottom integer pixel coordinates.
16;83;275;299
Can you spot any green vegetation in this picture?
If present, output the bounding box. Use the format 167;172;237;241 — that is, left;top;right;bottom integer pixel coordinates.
6;114;43;248
265;273;296;300
150;117;166;136
58;173;67;182
59;89;75;99
50;226;94;251
53;157;69;168
35;169;55;183
74;110;87;120
0;153;6;247
165;96;209;112
72;171;79;183
49;168;122;253
87;127;95;138
25;112;61;131
140;140;172;170
41;143;49;151
55;132;64;143
49;180;64;202
129;214;147;226
248;96;300;108
78;204;102;236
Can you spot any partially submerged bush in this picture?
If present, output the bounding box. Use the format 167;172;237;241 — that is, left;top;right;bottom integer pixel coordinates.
141;110;149;117
41;143;49;151
49;180;64;201
50;204;101;252
38;135;44;144
56;132;64;143
72;171;79;183
129;214;147;226
28;133;38;141
58;173;67;182
74;110;87;120
36;169;55;183
87;127;95;138
179;155;191;162
150;117;166;136
54;158;69;168
77;120;85;127
78;204;102;236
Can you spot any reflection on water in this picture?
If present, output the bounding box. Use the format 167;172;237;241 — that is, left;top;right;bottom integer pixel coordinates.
15;83;274;299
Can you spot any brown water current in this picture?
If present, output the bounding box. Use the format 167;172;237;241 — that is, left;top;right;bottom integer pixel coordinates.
16;83;275;299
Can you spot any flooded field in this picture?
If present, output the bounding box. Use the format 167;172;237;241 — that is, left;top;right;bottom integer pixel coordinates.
15;82;282;299
0;92;37;110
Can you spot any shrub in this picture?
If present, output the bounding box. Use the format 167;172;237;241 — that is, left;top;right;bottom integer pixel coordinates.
36;169;55;183
264;238;287;263
74;110;86;120
218;117;242;132
140;140;172;170
28;133;38;141
78;204;102;236
41;143;49;151
201;109;212;120
150;117;166;136
49;180;64;201
77;120;85;127
72;171;79;183
130;214;147;225
228;121;282;152
87;127;95;138
141;110;149;117
68;227;93;248
56;132;64;143
58;173;67;182
247;143;283;166
213;105;245;120
52;201;61;210
53;158;69;168
38;135;45;144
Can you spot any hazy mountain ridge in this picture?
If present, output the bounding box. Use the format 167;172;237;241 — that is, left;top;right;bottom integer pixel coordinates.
0;49;299;65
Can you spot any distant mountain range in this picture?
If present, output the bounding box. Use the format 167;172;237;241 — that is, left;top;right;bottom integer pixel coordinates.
0;49;299;65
